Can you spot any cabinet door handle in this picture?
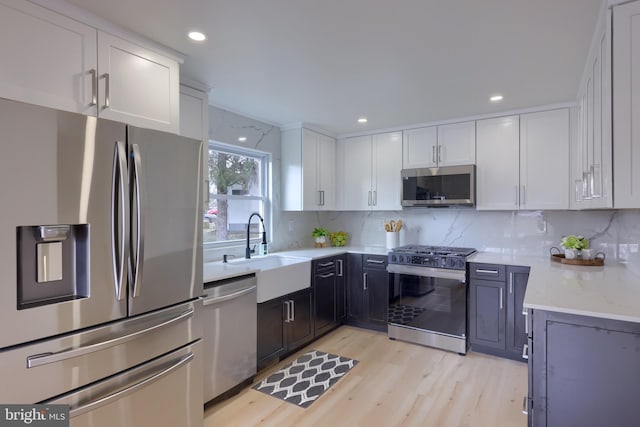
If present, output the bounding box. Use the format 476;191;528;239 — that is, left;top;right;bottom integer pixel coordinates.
89;69;97;106
291;300;295;321
523;310;529;334
102;73;111;109
438;145;442;163
318;272;335;279
522;396;529;415
284;300;291;323
432;145;436;164
367;258;385;265
522;344;529;360
368;190;372;206
373;190;377;206
363;272;368;290
509;272;513;294
318;261;334;268
318;190;322;206
475;269;498;275
499;287;503;310
337;259;343;277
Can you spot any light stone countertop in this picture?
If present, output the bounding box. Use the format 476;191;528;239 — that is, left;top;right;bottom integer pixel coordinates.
469;252;640;323
204;248;640;324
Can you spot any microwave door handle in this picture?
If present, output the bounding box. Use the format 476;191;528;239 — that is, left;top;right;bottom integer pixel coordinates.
131;144;145;297
112;142;129;301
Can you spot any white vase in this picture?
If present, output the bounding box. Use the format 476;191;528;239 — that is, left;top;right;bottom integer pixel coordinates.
386;232;399;249
564;248;579;259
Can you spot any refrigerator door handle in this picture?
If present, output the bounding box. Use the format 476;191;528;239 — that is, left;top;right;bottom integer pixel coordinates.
68;352;194;417
131;143;145;298
112;141;129;301
26;308;194;368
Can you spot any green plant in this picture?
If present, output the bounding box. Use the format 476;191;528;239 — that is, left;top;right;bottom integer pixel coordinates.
561;235;589;250
311;227;329;238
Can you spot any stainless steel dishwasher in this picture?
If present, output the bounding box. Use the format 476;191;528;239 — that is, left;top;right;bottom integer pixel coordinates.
202;274;257;403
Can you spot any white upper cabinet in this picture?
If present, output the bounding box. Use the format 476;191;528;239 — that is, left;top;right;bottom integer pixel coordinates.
403;126;437;168
402;121;475;169
0;0;97;115
519;109;569;210
337;132;402;211
436;121;476;166
613;1;640;208
281;127;336;211
0;0;180;133
476;116;520;210
179;85;209;142
97;32;179;133
572;5;612;209
477;111;569;211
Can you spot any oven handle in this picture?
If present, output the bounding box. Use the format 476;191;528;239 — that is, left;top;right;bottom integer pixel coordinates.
387;263;466;282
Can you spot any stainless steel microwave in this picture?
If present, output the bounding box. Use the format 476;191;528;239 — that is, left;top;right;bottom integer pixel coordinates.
401;165;476;207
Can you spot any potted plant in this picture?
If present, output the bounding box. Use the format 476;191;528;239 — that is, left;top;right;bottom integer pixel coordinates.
561;235;589;259
312;227;329;247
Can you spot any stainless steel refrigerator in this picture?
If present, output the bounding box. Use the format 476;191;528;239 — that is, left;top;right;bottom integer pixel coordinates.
0;97;204;426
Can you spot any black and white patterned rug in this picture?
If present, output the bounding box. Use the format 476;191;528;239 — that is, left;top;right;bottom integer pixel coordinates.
252;350;358;408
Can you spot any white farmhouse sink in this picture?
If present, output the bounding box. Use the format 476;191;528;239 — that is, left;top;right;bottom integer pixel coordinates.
228;254;311;302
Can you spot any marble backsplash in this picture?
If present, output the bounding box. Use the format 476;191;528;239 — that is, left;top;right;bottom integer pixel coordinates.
284;209;640;275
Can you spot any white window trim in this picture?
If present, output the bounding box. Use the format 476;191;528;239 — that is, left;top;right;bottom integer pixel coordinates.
204;140;272;250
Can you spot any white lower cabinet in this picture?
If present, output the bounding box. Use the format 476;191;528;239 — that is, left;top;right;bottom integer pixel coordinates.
477;109;569;210
337;132;402;211
0;0;180;133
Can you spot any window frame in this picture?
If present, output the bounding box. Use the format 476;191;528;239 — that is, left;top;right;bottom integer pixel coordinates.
204;140;272;250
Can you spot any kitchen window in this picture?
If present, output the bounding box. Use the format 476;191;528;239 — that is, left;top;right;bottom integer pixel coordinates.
204;141;271;247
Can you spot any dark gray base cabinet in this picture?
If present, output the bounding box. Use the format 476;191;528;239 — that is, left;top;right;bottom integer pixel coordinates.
312;255;346;338
468;263;529;361
257;288;313;370
529;310;640;427
346;253;388;332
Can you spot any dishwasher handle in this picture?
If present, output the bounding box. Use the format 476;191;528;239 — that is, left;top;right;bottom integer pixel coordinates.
202;285;257;306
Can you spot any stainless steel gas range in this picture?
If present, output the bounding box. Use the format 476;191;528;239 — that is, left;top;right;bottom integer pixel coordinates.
387;245;476;354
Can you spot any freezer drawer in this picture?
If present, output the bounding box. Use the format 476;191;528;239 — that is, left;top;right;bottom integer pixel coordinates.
0;300;201;404
45;340;203;427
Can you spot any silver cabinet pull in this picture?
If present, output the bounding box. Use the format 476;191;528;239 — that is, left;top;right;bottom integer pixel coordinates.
321;190;325;206
290;300;295;321
318;261;334;268
438;145;442;163
522;396;529;415
367;258;385;264
337;259;344;277
318;190;322;206
476;269;498;275
363;272;368;290
499;287;503;310
368;190;372;206
373;190;377;206
522;344;529;360
102;73;110;109
283;300;291;323
509;272;513;294
68;352;193;417
432;145;436;163
523;310;529;334
318;272;335;279
89;69;97;106
27;309;194;368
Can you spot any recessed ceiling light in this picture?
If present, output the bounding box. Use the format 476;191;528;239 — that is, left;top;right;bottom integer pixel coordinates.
188;31;206;42
238;136;247;142
490;95;504;102
357;117;368;124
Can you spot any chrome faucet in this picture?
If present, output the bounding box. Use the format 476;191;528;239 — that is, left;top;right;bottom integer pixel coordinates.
246;212;267;259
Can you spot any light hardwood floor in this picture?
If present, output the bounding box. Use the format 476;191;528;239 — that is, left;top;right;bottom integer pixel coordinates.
204;326;527;427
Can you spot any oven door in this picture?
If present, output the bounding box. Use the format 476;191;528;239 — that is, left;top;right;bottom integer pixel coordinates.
388;264;467;353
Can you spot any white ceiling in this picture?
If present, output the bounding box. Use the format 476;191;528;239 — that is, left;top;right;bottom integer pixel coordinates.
66;0;602;134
